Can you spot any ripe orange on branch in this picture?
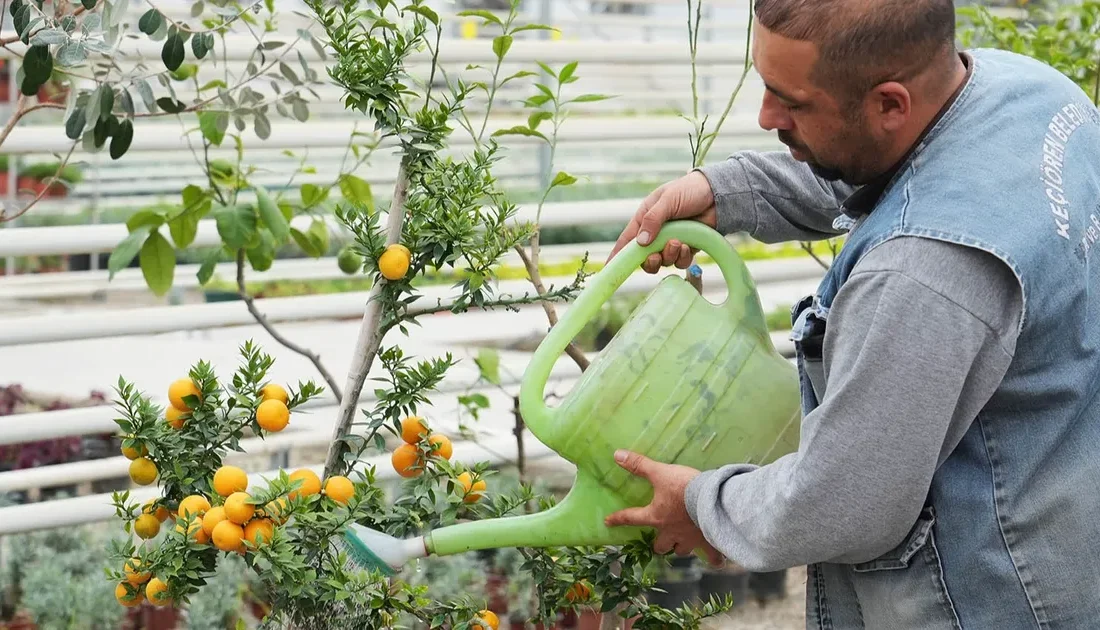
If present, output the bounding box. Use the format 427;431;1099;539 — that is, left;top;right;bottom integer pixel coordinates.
288;469;321;499
178;494;211;519
257;399;290;432
168;378;201;411
128;457;158;486
379;243;411;280
323;475;354;504
456;471;486;503
392;443;424;478
223;492;255;525
400;416;428;444
428;433;452;460
165;406;187;429
213;465;249;496
261;382;288;405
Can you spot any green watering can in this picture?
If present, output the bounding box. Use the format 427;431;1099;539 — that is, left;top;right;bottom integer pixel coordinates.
343;221;803;573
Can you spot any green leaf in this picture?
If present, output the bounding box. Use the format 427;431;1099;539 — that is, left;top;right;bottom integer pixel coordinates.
300;183;327;208
81;0;97;9
558;61;578;84
138;9;162;36
136;79;156;113
406;5;438;25
475;349;501;385
523;94;552;108
108;225;153;279
254;113;271;140
307;219;329;255
29;28;67;46
169;187;210;248
527;111;552;130
140;230;176;297
155;97;186;114
255;185;288;244
20;45;52;96
215;205;257;250
491;125;548;142
109;119;133;160
191;31;210;58
512;24;557;34
161;30;185;71
550;171;577;188
290;227;323;258
198;111;228;146
570;93;614;103
501;69;537;86
56;40;86;66
64;108;86;140
199;79;226;91
536;61;557;78
196;249;219;285
246;229;276;272
492;35;513;62
338;174;372;210
455;9;502;26
126;209;165;233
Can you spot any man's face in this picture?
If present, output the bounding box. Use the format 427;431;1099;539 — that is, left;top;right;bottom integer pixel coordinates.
751;21;884;185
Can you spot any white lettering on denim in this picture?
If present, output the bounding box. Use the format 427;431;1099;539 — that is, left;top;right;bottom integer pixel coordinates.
1079;213;1100;259
1040;103;1086;241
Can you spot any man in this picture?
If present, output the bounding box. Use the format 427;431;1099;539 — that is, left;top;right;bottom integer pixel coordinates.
603;0;1100;627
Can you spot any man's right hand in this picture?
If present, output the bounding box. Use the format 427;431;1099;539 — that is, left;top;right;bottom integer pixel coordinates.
607;171;718;274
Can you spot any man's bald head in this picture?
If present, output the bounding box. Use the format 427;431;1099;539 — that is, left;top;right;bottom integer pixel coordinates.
754;0;959;107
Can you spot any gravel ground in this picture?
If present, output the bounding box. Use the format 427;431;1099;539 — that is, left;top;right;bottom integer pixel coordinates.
705;566;807;630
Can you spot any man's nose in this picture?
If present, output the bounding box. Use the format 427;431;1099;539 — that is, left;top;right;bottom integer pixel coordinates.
758;92;793;131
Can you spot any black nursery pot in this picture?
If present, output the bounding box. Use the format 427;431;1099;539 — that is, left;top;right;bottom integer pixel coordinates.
647;556;701;610
699;566;750;608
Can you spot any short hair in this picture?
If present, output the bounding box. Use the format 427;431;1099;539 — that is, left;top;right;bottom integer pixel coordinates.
754;0;958;105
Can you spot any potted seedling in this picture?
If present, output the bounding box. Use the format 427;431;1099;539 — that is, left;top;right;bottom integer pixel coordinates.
17;162;82;198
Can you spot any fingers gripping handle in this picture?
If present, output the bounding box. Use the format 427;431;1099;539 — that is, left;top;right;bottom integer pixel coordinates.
517;220;757;437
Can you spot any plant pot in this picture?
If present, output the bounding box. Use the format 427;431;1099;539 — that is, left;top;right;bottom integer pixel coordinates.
646;556;701;610
0;611;37;630
699;565;750;608
747;569;788;604
140;604;181;629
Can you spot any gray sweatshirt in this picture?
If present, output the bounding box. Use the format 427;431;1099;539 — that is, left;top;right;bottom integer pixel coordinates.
682;150;1023;571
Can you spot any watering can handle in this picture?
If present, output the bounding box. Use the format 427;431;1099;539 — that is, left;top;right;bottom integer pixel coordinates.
518;219;761;434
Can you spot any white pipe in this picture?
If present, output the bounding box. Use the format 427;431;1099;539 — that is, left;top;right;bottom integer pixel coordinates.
0;259;822;347
0;432;560;535
1;114;763;155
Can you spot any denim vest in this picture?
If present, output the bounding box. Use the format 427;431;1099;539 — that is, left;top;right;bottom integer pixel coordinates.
789;49;1100;629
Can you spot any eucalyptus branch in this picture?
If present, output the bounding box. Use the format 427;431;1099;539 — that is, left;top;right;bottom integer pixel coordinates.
0;95;65;148
143;0;263;35
382;279;581;332
234;250;344;402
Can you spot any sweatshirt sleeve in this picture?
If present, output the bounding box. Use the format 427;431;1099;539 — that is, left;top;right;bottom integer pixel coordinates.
694;151;857;243
682;237;1022;572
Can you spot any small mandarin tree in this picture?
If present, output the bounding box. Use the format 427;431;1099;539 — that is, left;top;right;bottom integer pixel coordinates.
104;0;750;628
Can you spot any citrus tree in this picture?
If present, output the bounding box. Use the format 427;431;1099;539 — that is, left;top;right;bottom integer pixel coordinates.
103;0;736;628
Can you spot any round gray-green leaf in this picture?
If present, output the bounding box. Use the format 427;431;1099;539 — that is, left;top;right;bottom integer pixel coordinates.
138;9;162;35
161;30;184;71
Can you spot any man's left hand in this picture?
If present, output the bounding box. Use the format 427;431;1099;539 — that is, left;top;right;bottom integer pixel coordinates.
604;449;726;567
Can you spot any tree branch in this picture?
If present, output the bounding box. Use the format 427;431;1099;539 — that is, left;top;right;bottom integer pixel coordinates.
801;242;831;271
324;159;411;478
513;243;590;371
234;249;344;403
384;280;580;331
0;139;78;223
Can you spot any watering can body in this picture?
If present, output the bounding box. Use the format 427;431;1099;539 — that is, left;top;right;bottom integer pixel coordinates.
424;221;802;556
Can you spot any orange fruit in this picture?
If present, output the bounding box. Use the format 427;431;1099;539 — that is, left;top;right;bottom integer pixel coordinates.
477;610;499;630
223;492;255;525
261;383;289;404
124;557;150;585
428;434;452;460
391;443;424;478
142;499;170;522
288;469;321;499
145;577;171;607
379;243;411;280
134;514;161;539
262;497;291;524
211;520;244;552
456;471;486;503
178;494;211;520
115;582;144;607
323;476;354;504
400;416;428;444
244;518;275;547
121;440;147;460
168;378;201;411
177;516;209;544
256;399;290;432
202;506;228;536
566;581;591;602
213;465;248;497
166;406;187;429
129;457;158;485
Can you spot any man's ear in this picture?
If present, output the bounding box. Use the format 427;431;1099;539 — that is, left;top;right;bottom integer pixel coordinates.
870;82;911;132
